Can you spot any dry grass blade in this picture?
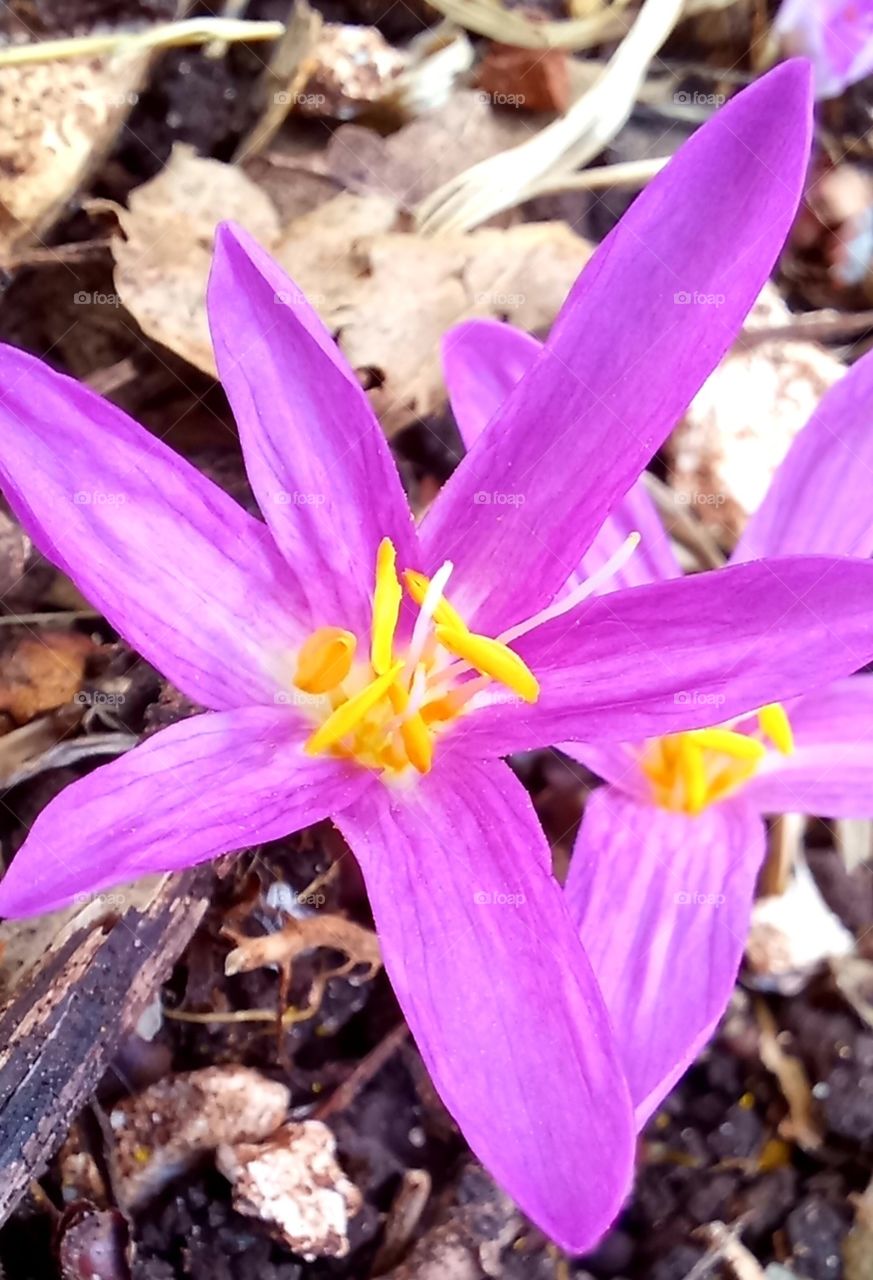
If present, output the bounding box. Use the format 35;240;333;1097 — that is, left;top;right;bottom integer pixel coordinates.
0;18;284;67
528;153;669;196
416;0;685;234
422;0;736;51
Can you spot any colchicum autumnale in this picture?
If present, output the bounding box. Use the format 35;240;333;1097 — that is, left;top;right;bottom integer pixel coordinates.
0;61;869;1252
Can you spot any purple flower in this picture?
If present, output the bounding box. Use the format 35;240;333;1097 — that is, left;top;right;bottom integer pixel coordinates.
776;0;873;97
0;61;867;1251
446;227;873;1135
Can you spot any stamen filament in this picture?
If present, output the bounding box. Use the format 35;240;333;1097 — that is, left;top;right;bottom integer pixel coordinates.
498;531;641;647
403;570;468;632
406;560;454;679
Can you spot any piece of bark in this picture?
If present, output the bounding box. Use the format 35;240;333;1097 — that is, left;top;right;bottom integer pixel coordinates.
0;868;212;1226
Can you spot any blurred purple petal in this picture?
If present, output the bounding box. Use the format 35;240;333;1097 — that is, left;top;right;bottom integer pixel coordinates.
734;347;873;560
442;318;540;450
744;675;873;816
208;223;417;637
420;62;813;635
336;757;635;1253
0;708;368;918
442;319;678;590
454;555;873;754
566;788;765;1125
0;343;302;710
776;0;873;97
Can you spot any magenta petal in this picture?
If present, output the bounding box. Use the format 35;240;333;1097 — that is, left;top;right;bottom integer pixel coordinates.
735;348;873;561
442;318;540;450
442;319;678;591
458;555;873;755
420;62;813;634
208;223;417;636
566;788;766;1126
0;344;308;710
336;758;634;1253
744;676;873;817
0;708;368;918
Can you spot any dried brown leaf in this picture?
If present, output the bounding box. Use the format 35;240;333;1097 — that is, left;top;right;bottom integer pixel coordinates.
110;147;592;433
112;144;280;374
0;53;146;257
0;630;94;724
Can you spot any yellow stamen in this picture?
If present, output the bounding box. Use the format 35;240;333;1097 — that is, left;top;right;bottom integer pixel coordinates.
294;626;356;694
687;728;767;761
434;626;539;704
403;570;469;633
759;703;794;755
420;690;467;724
676;737;706;814
371;538;403;675
305;661;403;755
388;681;433;774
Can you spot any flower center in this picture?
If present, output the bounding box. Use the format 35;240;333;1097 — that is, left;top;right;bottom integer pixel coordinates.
640;703;795;814
293;537;542;778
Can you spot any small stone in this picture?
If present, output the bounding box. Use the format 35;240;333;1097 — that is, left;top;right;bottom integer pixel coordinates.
217;1121;362;1260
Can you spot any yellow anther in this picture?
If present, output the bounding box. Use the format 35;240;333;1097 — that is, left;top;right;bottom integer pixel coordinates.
759;703;794;755
403;570;469;633
371;538;403;675
688;728;767;762
294;626;356;695
388;681;433;775
420;689;467;724
434;626;539;704
676;737;706;814
305;661;403;756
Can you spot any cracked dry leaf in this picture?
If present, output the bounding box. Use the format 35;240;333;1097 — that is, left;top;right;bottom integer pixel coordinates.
274;205;593;432
0;53;147;258
111;144;280;373
110;150;591;432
